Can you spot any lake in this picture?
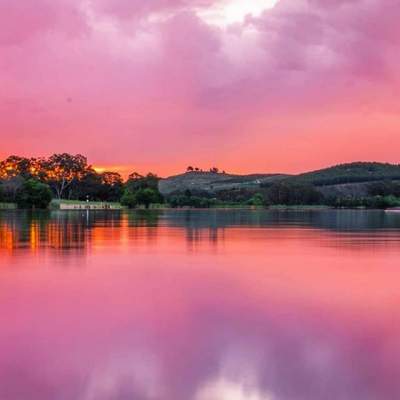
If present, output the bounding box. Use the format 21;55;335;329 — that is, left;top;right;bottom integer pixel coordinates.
1;209;400;400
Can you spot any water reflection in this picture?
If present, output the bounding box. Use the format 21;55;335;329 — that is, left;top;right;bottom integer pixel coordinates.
0;210;162;254
0;210;400;399
1;209;400;254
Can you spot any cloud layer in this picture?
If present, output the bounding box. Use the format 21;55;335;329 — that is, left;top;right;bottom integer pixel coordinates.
1;0;399;175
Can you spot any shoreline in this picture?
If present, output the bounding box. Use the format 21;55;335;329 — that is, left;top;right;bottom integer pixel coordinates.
2;205;400;212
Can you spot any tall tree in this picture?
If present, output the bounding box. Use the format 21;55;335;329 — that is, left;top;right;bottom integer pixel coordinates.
42;154;88;199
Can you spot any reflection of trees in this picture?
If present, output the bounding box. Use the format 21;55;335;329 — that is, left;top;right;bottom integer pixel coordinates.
126;210;161;228
1;209;399;255
0;210;164;254
161;209;400;233
173;210;225;247
125;210;161;244
0;211;91;252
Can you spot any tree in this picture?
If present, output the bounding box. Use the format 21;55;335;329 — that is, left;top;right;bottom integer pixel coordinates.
186;166;194;172
102;171;123;186
42;154;88;199
16;179;52;209
121;190;137;208
135;188;160;209
57;169;123;202
265;181;322;205
126;172;160;191
70;169;103;201
0;176;25;202
167;194;215;208
101;172;123;201
128;172;143;181
123;172;163;208
0;156;36;179
122;188;161;209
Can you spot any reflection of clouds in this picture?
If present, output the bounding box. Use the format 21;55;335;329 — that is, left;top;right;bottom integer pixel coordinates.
195;378;274;400
1;210;400;399
195;344;274;400
0;276;400;400
84;350;163;400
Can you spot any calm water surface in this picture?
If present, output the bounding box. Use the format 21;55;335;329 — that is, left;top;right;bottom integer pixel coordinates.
1;209;400;400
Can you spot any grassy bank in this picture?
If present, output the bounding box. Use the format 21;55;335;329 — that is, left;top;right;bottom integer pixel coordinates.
0;202;17;210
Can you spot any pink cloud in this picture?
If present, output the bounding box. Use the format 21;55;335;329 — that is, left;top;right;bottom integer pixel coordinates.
0;0;87;45
0;0;399;175
95;0;214;20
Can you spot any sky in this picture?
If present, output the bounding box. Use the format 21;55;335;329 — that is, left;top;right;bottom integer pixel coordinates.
1;0;400;177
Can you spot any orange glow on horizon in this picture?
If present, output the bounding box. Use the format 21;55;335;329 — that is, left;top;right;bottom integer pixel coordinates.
93;165;135;179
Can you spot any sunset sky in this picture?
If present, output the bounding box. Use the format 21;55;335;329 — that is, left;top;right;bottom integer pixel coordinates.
1;0;399;177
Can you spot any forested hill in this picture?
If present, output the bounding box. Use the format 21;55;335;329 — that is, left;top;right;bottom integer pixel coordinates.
159;162;400;207
159;162;400;195
287;162;400;186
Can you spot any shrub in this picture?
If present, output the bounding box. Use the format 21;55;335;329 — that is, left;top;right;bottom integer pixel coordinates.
247;193;265;206
16;179;52;209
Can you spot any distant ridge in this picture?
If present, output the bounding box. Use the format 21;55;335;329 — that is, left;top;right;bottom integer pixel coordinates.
288;162;400;186
159;162;400;196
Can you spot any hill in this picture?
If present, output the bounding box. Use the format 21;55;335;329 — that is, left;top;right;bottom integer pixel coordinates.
288;162;400;186
159;163;400;201
159;171;289;195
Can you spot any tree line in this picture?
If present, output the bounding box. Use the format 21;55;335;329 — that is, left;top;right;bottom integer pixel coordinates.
2;155;400;209
0;154;163;209
165;180;400;209
186;166;226;174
